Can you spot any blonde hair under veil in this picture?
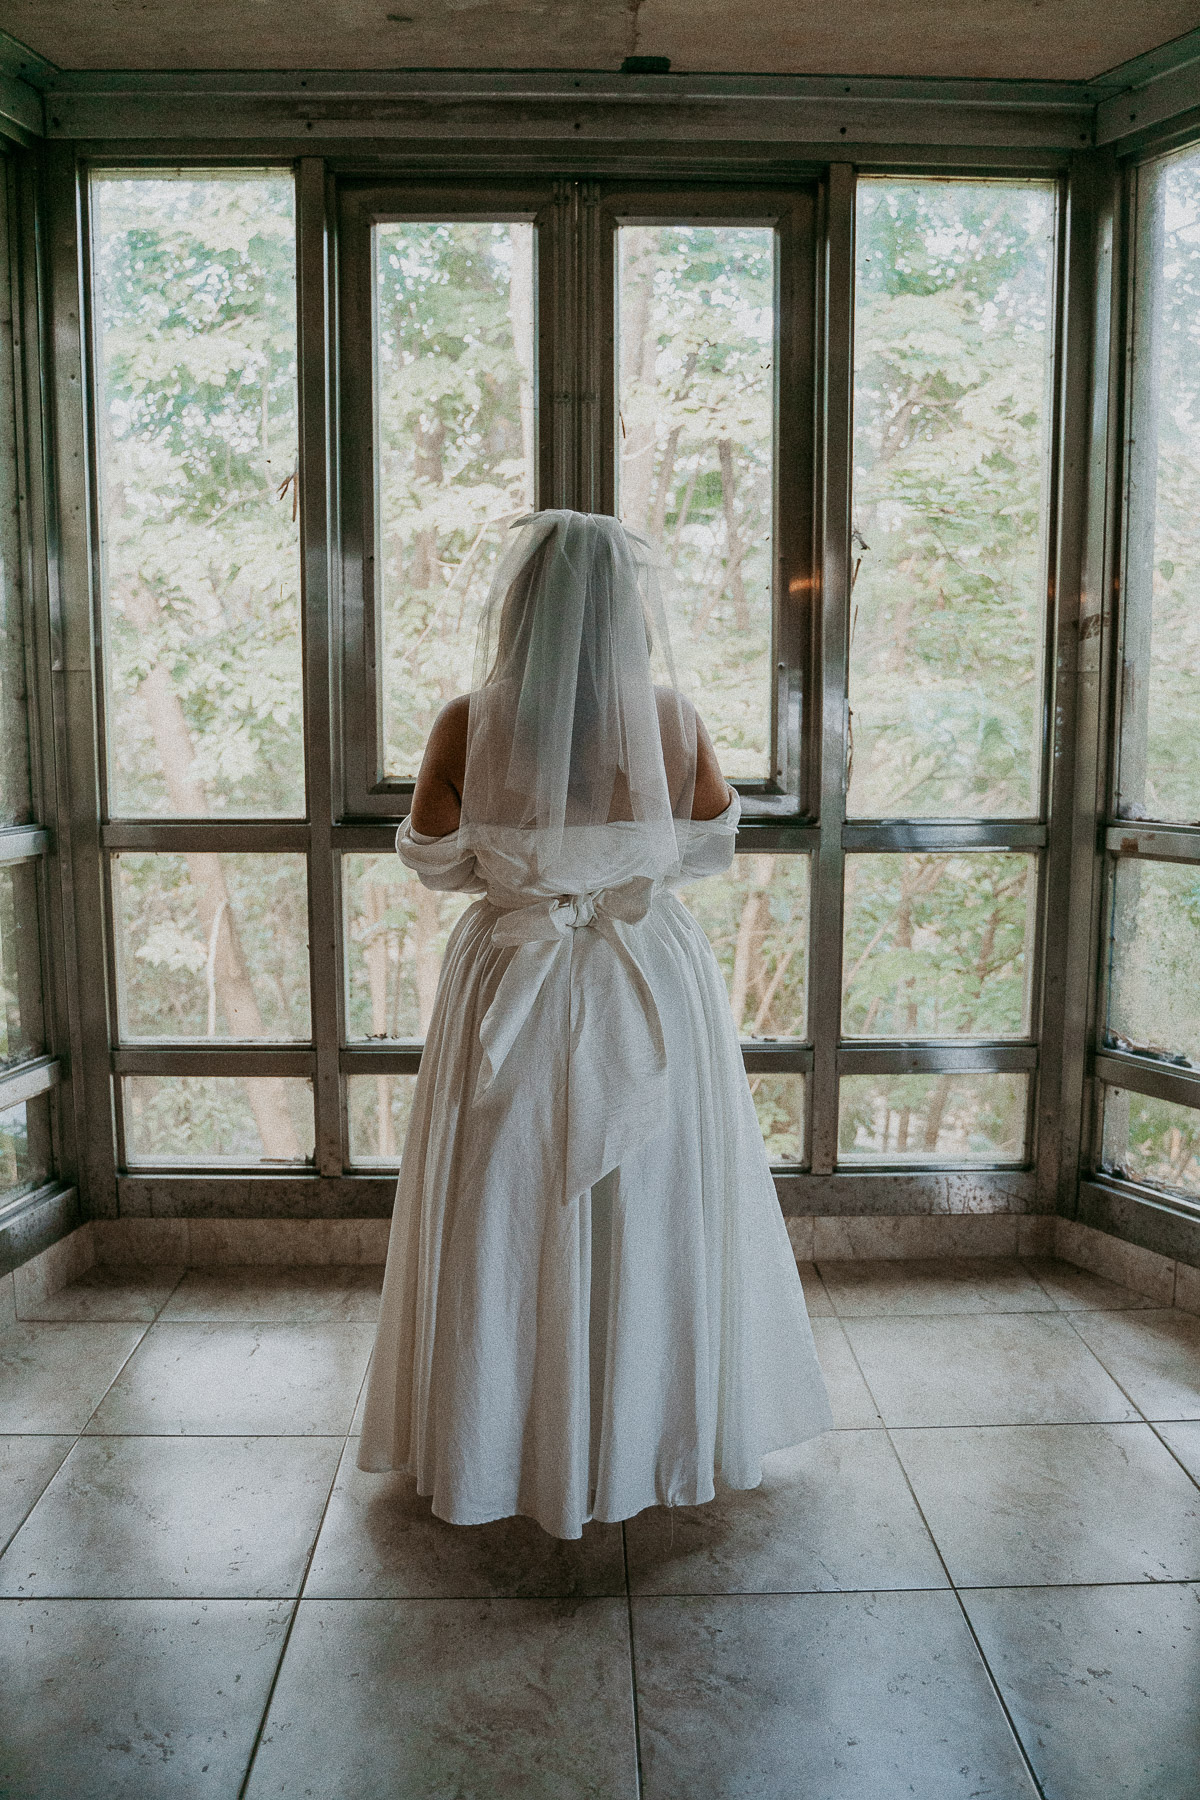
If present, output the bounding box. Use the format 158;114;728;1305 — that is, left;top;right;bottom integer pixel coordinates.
459;511;697;876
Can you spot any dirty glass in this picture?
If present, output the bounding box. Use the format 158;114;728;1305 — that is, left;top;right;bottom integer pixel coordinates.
1101;1087;1200;1200
342;855;474;1041
122;1075;314;1165
1107;858;1200;1067
679;852;809;1039
838;1072;1027;1163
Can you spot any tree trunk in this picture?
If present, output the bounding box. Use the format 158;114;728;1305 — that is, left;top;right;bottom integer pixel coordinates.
124;588;301;1159
716;438;750;630
412;882;443;1038
729;855;773;1032
617;237;660;532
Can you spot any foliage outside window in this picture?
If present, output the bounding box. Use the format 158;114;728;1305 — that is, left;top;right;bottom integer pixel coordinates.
92;171;304;817
849;178;1056;819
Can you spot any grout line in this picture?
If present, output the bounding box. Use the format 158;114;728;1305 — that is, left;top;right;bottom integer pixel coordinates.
1144;1420;1200;1496
879;1418;1047;1798
621;1522;646;1800
236;1394;359;1797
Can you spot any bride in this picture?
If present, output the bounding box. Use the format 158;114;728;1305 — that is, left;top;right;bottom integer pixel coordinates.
357;509;832;1539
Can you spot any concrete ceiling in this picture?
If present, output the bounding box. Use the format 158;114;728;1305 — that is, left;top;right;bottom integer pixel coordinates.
5;0;1200;83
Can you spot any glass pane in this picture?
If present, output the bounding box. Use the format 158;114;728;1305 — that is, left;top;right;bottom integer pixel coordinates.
843;852;1035;1038
0;175;32;827
113;853;310;1041
92;172;304;817
679;853;809;1039
850;179;1056;817
346;1073;418;1165
0;862;44;1068
1107;858;1200;1067
343;855;473;1041
0;1095;50;1202
1122;148;1200;821
122;1075;313;1165
376;222;536;778
617;225;775;780
1101;1087;1200;1200
749;1073;805;1164
839;1072;1027;1163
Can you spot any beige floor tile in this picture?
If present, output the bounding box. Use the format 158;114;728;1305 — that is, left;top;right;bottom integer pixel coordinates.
1021;1255;1159;1312
0;1438;74;1554
963;1584;1200;1800
842;1312;1140;1427
632;1591;1037;1800
307;1446;625;1598
796;1261;834;1316
625;1431;946;1595
243;1598;639;1800
0;1324;145;1433
817;1256;1056;1316
0;1597;290;1800
0;1435;341;1599
809;1318;885;1428
86;1321;373;1436
892;1422;1200;1586
15;1264;185;1324
161;1263;383;1324
1069;1308;1200;1420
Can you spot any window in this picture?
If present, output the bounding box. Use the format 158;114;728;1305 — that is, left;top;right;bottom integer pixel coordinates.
1097;143;1200;1210
829;176;1056;1174
93;170;315;1169
80;167;1060;1187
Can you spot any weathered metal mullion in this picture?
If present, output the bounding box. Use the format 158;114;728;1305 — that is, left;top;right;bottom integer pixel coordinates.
8;150;81;1203
113;1046;315;1077
100;820;312;852
0;1053;59;1108
807;163;855;1175
1065;157;1131;1195
1031;162;1089;1196
1094;1047;1200;1108
296;157;342;1177
841;821;1048;852
0;822;47;861
838;1042;1038;1075
44;142;118;1215
1105;823;1200;861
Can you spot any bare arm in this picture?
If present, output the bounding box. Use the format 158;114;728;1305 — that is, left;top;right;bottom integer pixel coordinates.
692;710;733;821
409;695;469;837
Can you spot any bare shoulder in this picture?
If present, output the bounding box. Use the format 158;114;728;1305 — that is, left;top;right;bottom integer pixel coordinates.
410;694;470;837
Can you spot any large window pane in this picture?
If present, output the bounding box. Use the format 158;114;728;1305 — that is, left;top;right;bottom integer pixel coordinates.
0;863;44;1068
839;1072;1027;1163
679;853;809;1039
113;853;310;1041
122;1075;313;1165
0;176;32;828
1107;859;1200;1067
342;855;473;1041
750;1073;805;1164
617;225;775;780
1101;1088;1200;1201
92;172;303;817
1122;148;1200;821
849;179;1056;818
375;222;535;778
346;1072;418;1165
843;852;1035;1038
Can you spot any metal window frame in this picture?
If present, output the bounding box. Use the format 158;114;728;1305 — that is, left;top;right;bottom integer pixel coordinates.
1080;133;1200;1222
21;112;1151;1212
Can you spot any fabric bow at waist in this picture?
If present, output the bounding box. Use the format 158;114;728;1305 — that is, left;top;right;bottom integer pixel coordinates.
475;875;668;1203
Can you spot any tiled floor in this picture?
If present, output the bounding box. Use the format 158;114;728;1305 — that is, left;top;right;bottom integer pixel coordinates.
1;1255;1198;1799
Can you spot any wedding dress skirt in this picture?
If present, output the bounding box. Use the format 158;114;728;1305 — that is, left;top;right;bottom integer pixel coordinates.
357;793;833;1539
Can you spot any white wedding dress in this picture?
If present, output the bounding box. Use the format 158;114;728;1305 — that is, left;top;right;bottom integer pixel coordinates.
356;793;834;1538
357;508;831;1539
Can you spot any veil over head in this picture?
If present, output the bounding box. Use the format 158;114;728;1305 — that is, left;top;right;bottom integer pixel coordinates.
460;510;697;876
